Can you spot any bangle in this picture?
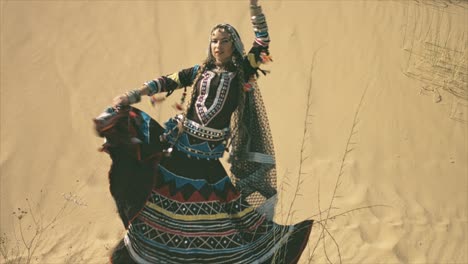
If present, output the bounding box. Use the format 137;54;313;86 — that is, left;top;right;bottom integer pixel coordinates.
252;14;266;24
125;89;141;104
145;80;159;95
250;6;268;34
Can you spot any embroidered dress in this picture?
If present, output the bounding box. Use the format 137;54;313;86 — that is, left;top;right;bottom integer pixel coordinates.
125;157;312;264
95;5;313;263
96;103;312;263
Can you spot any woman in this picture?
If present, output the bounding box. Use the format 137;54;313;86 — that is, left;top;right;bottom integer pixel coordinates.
95;0;313;263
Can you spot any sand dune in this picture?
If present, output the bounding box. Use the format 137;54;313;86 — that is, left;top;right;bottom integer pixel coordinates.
1;1;467;263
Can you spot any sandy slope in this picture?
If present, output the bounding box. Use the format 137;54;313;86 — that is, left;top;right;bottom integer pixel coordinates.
1;1;466;263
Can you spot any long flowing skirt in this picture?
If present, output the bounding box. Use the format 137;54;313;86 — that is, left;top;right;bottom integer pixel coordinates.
95;107;313;264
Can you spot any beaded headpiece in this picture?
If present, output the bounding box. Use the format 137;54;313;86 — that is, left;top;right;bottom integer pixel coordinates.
209;24;245;57
206;23;277;216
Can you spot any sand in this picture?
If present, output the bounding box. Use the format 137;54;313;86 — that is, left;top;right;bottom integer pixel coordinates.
1;1;467;263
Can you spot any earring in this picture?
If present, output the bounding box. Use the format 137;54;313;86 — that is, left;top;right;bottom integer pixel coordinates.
232;56;238;67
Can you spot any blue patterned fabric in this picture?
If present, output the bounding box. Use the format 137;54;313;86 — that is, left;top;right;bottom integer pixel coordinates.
124;164;313;264
163;117;228;160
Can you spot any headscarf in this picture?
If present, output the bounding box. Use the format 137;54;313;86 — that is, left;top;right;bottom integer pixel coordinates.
207;24;278;219
208;23;245;57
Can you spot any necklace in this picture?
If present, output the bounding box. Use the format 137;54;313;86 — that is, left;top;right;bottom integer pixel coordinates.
213;66;228;73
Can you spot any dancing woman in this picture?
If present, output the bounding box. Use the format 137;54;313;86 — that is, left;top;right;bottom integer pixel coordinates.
95;0;313;263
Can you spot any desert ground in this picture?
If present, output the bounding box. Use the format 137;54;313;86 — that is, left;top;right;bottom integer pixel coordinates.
1;1;467;263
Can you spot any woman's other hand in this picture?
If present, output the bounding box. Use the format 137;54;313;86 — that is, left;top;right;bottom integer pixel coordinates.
250;0;258;6
112;94;129;108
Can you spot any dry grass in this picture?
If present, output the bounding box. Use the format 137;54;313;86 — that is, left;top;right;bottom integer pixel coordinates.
0;190;86;264
275;49;390;264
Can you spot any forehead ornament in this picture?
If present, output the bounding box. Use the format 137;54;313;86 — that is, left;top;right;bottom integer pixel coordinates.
209;23;244;55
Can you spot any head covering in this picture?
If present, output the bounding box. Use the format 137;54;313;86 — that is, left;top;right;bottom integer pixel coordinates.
209;24;245;56
228;87;278;219
206;23;277;220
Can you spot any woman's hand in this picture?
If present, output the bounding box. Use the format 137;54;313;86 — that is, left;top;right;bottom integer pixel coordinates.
250;0;258;6
112;94;129;108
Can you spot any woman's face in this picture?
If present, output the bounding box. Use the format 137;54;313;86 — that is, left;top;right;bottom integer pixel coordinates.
210;28;234;66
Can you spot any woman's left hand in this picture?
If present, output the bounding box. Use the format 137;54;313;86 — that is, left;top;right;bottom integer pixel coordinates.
112;94;129;108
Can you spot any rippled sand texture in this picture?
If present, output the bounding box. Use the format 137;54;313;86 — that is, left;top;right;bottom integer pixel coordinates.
1;1;467;263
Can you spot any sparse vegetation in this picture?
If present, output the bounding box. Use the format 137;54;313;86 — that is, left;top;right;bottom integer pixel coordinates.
274;52;390;264
0;190;86;264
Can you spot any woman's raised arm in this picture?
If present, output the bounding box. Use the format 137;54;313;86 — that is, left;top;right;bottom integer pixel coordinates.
250;0;269;48
244;0;271;76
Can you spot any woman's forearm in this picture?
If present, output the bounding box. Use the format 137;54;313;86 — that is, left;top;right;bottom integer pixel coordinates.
250;2;270;47
138;84;150;96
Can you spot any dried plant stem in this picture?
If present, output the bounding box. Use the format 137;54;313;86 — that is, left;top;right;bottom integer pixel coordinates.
284;49;320;225
0;191;84;264
309;81;370;261
313;205;392;223
318;183;334;264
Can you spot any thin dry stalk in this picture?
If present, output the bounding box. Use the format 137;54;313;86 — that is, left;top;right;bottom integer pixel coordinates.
0;191;85;264
309;80;370;260
313;205;392;224
307;182;343;264
318;183;334;264
284;48;320;225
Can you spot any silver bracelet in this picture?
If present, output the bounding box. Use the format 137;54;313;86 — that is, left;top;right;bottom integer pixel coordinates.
145;80;158;95
251;15;266;25
250;6;268;34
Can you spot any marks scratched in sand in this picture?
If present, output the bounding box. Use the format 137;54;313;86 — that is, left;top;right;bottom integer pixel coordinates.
404;42;467;102
412;0;468;10
402;0;467;123
449;99;467;123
